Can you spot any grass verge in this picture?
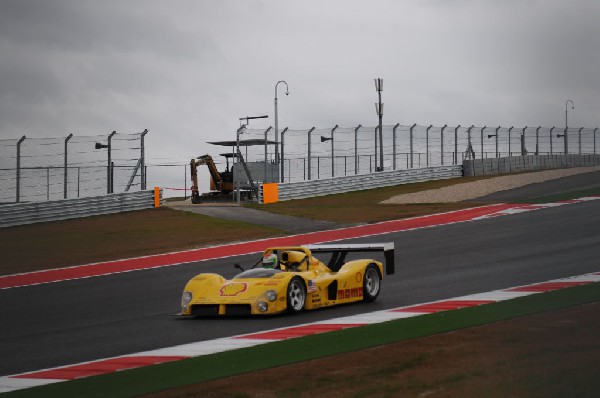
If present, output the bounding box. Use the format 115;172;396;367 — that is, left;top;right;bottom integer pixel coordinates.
6;282;599;398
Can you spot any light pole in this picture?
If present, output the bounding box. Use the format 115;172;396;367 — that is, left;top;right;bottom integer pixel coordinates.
274;80;289;169
374;78;384;171
235;124;246;204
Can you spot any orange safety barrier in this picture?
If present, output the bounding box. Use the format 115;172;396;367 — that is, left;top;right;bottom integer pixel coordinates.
154;187;161;208
262;183;278;204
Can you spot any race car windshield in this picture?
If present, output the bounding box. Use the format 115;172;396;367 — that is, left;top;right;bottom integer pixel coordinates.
234;268;282;279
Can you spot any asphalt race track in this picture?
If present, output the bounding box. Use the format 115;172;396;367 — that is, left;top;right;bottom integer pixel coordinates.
2;199;599;377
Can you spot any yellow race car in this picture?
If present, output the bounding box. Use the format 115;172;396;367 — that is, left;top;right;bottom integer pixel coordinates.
178;243;395;316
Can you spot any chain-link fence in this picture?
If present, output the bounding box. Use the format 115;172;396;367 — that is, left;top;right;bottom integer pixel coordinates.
0;131;147;204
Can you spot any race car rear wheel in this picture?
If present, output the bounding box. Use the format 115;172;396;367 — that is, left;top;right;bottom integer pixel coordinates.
363;264;381;302
286;277;306;313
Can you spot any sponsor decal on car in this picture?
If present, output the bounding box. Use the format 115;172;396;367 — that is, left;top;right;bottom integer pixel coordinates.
308;280;317;292
337;288;363;299
219;282;248;296
355;272;362;283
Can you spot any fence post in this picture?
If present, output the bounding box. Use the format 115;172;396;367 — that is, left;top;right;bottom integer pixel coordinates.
426;125;432;167
374;126;378;170
46;167;50;200
508;127;513;156
495;126;500;158
140;129;148;190
64;133;73;199
410;124;416;168
280;127;288;182
521;126;527;156
107;131;116;194
578;127;583;155
535;126;540;155
454;125;460;165
354;124;361;174
480;126;486;159
466;125;474;159
307;127;315;180
263;126;272;182
594;128;598;155
330;125;338;177
550;127;554;155
441;125;447;165
16;135;26;203
393;123;399;170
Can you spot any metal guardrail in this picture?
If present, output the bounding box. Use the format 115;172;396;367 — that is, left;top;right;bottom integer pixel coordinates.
0;189;160;228
464;154;600;176
265;165;462;203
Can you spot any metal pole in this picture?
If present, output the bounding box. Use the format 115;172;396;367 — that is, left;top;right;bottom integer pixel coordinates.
274;81;289;165
140;129;148;190
264;126;272;182
375;78;384;171
508;127;513;156
454;125;460;164
578;127;583;154
441;125;447;165
64;133;73;199
426;125;432;167
184;164;187;200
521;126;527;156
467;125;473;159
16;135;26;203
280;127;288;182
236;124;245;203
480;126;486;159
307;127;315;180
535;126;541;155
410;124;416;168
107;131;116;194
565;100;574;155
594;128;598;155
393;123;399;170
77;167;80;198
374;126;378;170
354;124;361;174
550;127;554;155
46;167;50;200
331;125;338;177
495;126;500;158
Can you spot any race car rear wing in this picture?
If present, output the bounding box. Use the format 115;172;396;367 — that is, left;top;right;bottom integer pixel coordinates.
306;243;395;275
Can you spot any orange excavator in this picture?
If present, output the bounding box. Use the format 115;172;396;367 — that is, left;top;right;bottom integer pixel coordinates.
189;154;234;204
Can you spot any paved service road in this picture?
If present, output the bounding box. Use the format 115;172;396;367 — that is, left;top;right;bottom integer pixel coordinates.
1;200;599;377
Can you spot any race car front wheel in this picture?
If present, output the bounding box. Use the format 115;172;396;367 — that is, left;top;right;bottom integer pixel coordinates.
363;264;381;302
287;277;306;313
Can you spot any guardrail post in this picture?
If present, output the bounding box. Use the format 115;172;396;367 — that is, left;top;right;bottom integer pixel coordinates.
441;125;447;165
307;127;315;180
454;125;460;164
354;124;361;174
140;129;148;190
393;123;399;170
410;123;416;168
64;133;73;199
16;135;26;203
279;127;288;182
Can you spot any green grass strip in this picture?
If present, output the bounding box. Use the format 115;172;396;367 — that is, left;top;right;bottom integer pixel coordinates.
515;187;600;203
6;282;599;398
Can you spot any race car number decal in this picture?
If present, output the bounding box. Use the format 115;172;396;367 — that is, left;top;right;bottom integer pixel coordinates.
219;282;248;296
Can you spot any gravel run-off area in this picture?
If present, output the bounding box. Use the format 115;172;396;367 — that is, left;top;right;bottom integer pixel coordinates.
381;166;600;204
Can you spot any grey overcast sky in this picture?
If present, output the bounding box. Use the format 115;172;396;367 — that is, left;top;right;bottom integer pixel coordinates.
1;0;599;165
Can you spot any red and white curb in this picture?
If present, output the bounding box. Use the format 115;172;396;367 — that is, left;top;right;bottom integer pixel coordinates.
2;271;598;393
1;196;599;290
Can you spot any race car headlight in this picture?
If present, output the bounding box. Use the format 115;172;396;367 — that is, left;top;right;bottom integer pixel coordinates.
266;290;277;302
181;291;193;309
257;301;268;312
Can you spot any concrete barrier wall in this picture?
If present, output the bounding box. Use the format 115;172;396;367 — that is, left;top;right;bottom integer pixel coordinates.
463;155;600;177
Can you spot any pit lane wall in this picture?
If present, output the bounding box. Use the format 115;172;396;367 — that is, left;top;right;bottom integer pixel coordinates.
0;189;162;228
259;165;463;204
463;154;600;176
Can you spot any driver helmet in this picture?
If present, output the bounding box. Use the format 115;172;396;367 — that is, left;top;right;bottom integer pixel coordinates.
262;253;278;269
